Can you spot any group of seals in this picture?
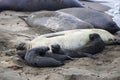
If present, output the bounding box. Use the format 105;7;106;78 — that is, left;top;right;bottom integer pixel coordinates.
16;33;104;67
20;8;120;34
0;0;82;11
16;29;120;67
1;0;118;68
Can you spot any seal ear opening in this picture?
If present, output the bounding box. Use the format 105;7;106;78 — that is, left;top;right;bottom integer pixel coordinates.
19;16;28;21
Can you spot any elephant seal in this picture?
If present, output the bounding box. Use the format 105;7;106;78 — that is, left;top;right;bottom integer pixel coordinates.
20;46;64;67
20;11;93;32
58;8;120;34
16;43;73;64
0;0;82;11
16;29;120;56
51;33;105;58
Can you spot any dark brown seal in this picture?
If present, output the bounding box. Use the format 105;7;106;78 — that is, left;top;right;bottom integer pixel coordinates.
58;8;120;34
0;0;83;11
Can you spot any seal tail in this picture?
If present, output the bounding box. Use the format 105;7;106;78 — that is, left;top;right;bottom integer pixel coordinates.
19;16;28;21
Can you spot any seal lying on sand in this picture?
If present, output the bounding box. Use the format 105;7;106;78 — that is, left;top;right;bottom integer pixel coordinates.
24;46;64;67
51;33;105;58
0;0;82;11
19;11;93;32
58;8;120;34
16;33;105;62
16;29;120;56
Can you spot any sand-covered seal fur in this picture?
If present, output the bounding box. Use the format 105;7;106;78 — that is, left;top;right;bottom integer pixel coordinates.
19;11;93;32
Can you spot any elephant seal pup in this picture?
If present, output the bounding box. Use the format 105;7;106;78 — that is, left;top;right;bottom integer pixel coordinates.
58;8;120;34
16;43;73;62
0;0;82;11
51;33;105;58
19;11;93;32
24;46;64;67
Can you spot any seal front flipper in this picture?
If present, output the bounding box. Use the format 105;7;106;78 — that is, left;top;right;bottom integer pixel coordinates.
45;52;73;61
66;56;74;60
16;50;26;59
78;52;97;59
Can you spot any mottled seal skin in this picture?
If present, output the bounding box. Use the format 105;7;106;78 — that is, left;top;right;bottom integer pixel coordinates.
19;11;93;32
51;33;105;59
58;8;120;34
24;46;64;67
0;0;82;11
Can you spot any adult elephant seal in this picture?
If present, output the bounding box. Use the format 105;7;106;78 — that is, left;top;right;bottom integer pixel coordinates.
16;29;120;53
20;11;93;32
0;0;82;11
58;8;120;34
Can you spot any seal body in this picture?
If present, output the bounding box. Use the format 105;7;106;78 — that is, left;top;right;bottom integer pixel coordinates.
58;8;120;34
0;0;82;11
24;46;64;67
51;33;105;58
29;29;115;50
20;11;93;32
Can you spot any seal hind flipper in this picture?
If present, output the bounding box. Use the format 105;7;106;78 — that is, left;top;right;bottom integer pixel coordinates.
19;16;28;21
